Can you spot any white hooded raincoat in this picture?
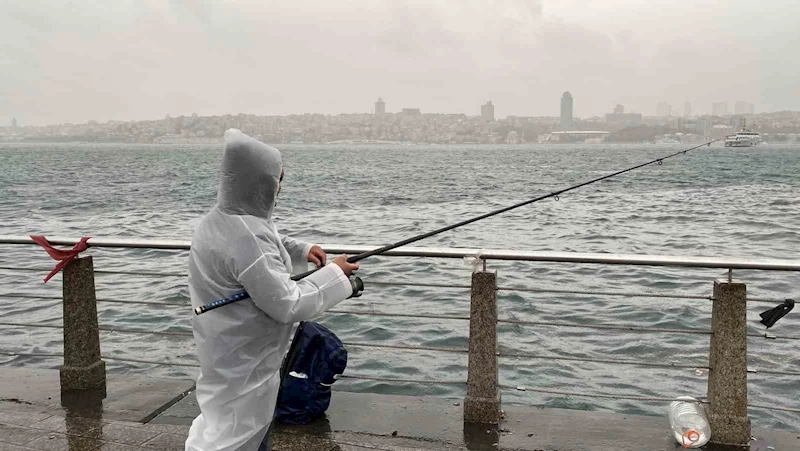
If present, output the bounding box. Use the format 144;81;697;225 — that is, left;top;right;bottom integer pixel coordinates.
185;129;353;450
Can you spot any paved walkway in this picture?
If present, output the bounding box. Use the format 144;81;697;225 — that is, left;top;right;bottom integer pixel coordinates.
0;403;465;451
1;368;798;450
0;405;187;451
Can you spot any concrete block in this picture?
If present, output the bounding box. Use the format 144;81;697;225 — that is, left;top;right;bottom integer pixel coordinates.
707;279;751;446
464;271;500;424
60;256;106;392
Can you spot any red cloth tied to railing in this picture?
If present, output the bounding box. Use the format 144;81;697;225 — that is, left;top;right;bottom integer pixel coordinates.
29;236;92;283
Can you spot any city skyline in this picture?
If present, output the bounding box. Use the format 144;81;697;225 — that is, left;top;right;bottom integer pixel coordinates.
6;95;786;130
3;1;799;126
6;107;800;146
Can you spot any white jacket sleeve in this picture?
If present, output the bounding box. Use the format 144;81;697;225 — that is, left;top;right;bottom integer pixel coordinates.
236;246;353;324
280;234;313;272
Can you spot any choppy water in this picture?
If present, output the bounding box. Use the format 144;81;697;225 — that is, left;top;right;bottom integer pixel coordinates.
1;142;799;431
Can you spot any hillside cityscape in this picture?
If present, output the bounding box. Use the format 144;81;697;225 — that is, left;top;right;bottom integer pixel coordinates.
3;94;800;145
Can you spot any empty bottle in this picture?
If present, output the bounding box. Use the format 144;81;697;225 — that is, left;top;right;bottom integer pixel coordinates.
668;396;711;448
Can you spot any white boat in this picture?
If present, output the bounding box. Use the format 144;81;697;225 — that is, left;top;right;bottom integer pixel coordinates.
724;119;761;147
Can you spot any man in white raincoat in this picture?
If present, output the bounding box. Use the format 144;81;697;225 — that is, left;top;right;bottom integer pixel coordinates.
185;129;360;450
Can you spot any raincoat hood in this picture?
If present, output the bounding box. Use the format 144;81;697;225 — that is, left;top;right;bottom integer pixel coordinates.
217;128;282;218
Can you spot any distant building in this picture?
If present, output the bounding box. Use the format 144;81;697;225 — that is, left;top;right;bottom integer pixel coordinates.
401;108;421;116
481;101;495;121
695;117;710;137
606;105;642;128
681;117;705;134
11;117;17;128
656;102;672;117
375;97;386;115
684;102;692;117
560;92;573;129
734;101;754;115
505;130;519;144
712;102;729;116
605;112;643;128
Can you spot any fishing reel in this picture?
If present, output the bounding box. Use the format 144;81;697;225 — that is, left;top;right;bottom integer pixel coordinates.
349;276;364;298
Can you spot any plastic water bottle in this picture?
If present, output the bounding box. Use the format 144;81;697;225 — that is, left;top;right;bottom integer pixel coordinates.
668;396;711;448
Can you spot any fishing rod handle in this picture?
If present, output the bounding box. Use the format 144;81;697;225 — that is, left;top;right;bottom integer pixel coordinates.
194;290;250;315
195;266;330;315
291;268;318;280
291;252;369;280
195;275;364;315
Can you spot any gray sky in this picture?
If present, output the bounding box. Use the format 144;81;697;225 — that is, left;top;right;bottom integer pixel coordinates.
3;0;798;126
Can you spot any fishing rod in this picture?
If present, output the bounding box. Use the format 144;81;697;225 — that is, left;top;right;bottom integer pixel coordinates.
195;139;720;315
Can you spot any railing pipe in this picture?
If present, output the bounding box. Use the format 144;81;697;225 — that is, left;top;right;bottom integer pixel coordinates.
2;235;800;271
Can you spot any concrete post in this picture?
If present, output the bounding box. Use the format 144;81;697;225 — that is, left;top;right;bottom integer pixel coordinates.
60;256;106;391
463;270;500;424
707;279;750;446
62;388;104;451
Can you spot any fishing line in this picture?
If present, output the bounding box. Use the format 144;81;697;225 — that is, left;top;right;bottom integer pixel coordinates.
195;139;720;315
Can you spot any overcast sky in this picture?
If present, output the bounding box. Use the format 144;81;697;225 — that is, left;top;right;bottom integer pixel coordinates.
3;1;799;126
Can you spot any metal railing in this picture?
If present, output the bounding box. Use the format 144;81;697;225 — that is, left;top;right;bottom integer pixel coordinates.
3;235;800;270
1;235;799;445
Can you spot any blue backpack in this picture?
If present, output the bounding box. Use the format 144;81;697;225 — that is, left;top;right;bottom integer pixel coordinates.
275;321;347;424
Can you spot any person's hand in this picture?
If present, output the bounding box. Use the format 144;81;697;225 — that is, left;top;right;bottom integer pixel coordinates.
307;245;327;267
332;255;359;277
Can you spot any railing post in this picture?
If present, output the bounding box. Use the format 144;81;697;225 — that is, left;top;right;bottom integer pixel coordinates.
707;278;750;446
61;256;106;392
463;269;500;424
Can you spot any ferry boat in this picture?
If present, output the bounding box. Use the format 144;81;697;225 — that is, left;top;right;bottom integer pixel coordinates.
724;119;761;147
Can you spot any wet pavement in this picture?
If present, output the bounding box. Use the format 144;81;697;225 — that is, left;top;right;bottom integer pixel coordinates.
0;404;188;451
0;368;194;423
1;368;798;450
0;404;466;451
